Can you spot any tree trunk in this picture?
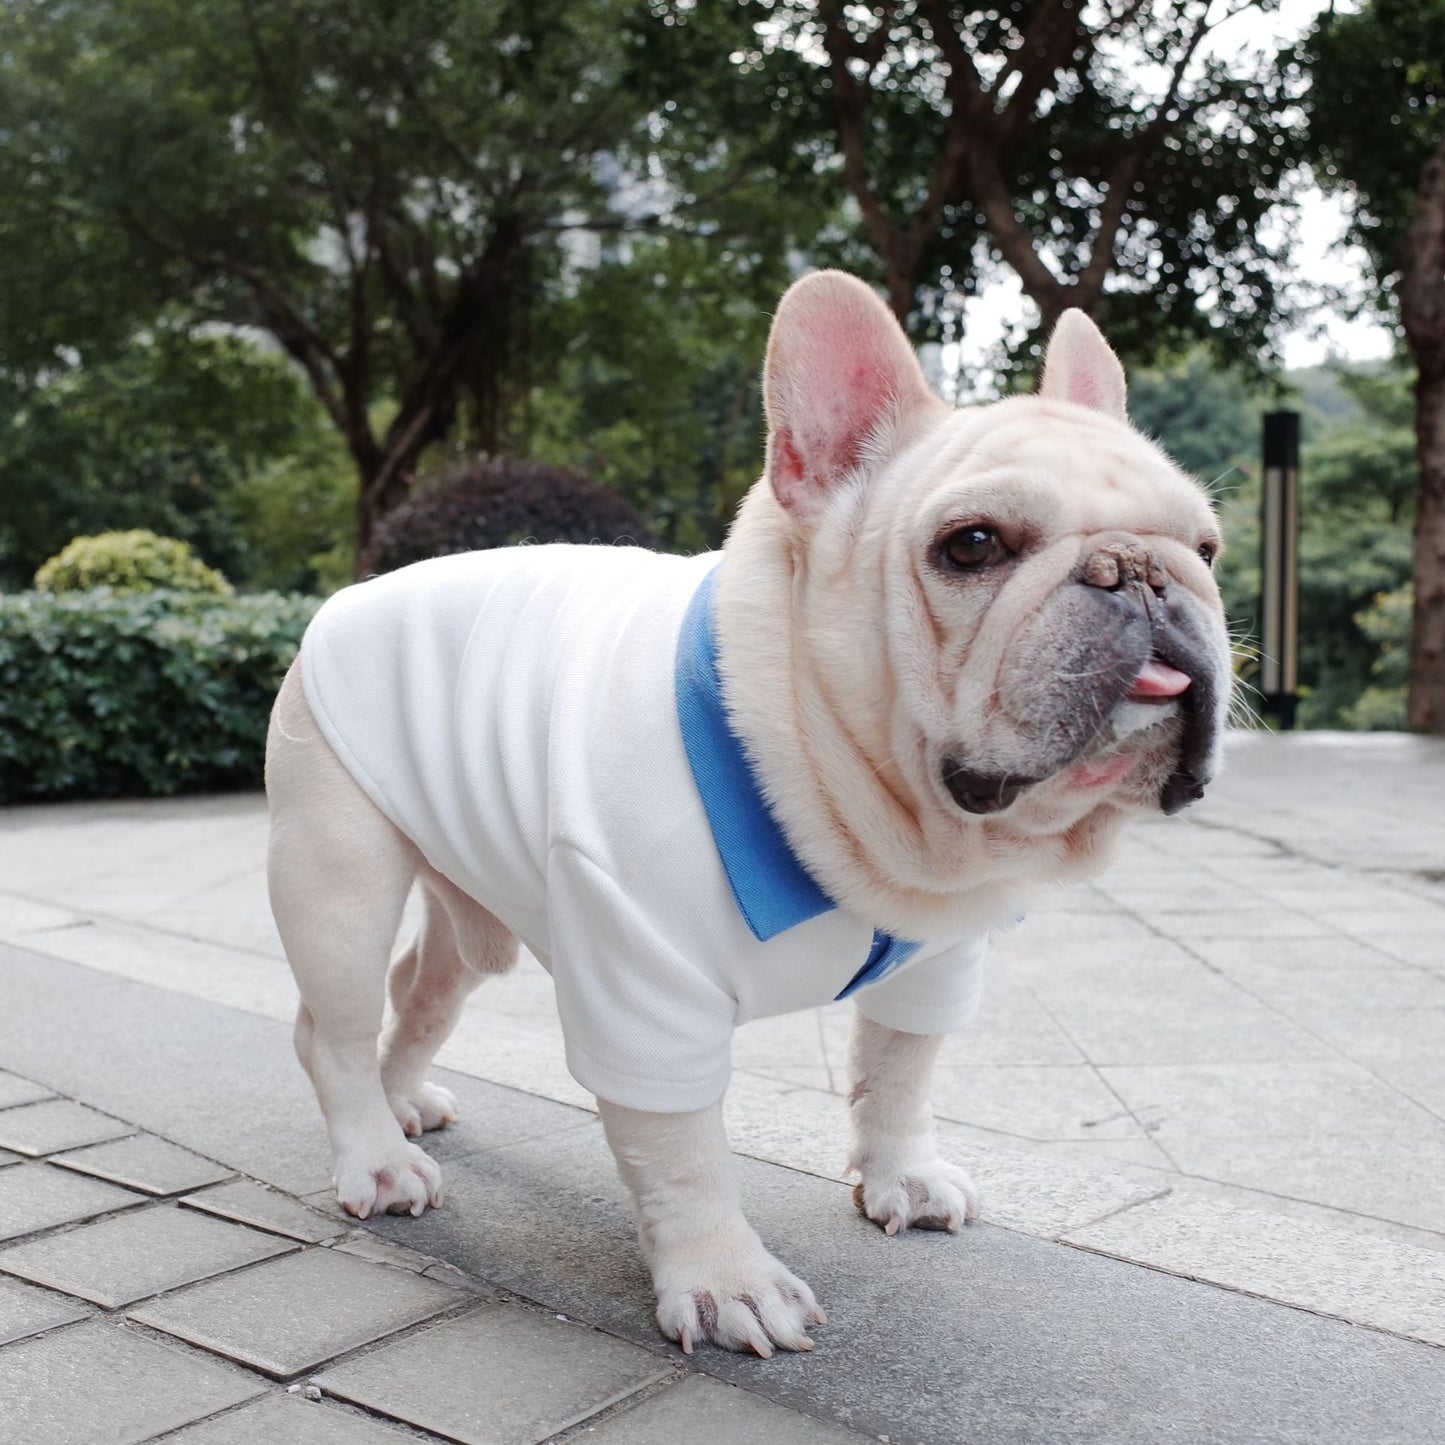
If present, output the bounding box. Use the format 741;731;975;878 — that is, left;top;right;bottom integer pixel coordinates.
1402;133;1445;733
1408;355;1445;731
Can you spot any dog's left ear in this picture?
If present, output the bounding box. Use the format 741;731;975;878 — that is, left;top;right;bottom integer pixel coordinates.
1039;309;1128;422
763;270;940;517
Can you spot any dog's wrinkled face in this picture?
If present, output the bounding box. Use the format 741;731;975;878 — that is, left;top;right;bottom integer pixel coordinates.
759;273;1231;847
896;398;1229;831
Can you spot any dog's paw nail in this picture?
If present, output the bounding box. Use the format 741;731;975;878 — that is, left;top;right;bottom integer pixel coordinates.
679;1327;694;1355
885;1214;903;1236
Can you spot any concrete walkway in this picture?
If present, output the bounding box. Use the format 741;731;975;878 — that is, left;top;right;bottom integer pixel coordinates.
1;731;1443;1441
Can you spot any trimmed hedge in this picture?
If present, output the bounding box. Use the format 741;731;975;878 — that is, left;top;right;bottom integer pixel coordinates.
35;529;233;596
0;588;317;802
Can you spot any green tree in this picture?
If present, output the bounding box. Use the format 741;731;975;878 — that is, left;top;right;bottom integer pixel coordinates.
0;0;781;559
1128;352;1263;483
527;234;798;552
738;0;1302;365
0;328;348;592
1307;0;1445;732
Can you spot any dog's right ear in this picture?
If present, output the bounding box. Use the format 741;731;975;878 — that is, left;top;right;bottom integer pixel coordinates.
763;271;938;517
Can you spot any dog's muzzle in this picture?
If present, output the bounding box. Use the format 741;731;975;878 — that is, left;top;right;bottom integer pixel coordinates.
941;545;1226;819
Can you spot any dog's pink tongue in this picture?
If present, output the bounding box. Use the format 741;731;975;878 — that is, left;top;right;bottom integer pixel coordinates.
1129;659;1192;700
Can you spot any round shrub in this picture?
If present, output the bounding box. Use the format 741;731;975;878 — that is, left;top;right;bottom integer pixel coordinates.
364;460;655;575
35;530;232;596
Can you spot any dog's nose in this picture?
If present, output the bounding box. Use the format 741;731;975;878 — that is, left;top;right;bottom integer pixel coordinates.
1081;541;1168;597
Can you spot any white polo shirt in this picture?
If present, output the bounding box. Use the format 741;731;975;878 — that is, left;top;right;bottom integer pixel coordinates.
301;544;987;1112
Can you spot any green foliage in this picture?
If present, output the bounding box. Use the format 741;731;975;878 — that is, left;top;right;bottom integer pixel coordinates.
0;589;317;802
1307;0;1445;294
530;236;792;551
1128;354;1263;484
1131;355;1417;728
737;0;1304;367
0;327;350;592
34;531;231;596
0;0;794;544
365;461;655;574
1215;383;1415;729
1341;584;1412;730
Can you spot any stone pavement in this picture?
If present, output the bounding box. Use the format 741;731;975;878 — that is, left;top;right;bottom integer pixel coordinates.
1;731;1443;1441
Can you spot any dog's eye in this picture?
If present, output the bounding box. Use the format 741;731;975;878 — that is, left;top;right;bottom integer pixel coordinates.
1197;543;1217;568
941;525;1008;571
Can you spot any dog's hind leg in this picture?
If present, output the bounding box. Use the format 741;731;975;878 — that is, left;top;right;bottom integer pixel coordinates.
266;661;441;1220
380;869;518;1137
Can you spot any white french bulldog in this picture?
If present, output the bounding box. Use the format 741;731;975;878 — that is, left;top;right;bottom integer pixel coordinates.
265;271;1230;1358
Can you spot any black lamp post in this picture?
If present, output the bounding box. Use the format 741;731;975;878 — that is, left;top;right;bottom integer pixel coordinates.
1259;410;1300;730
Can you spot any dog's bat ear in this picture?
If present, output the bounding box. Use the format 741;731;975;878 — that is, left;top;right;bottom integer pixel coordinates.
762;270;939;516
1038;309;1128;421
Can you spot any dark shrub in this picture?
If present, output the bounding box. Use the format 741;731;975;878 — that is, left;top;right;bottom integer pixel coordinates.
364;459;656;575
0;589;317;802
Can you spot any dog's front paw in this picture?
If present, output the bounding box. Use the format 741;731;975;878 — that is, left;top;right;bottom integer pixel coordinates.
335;1140;442;1220
386;1081;460;1137
852;1157;979;1235
652;1236;825;1358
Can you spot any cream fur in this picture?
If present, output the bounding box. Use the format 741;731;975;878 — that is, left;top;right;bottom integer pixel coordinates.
266;269;1232;1361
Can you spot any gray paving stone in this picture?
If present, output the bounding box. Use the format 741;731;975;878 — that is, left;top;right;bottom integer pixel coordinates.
370;1123;1445;1445
0;1160;145;1242
330;1228;443;1272
0;1097;135;1155
0;1149;19;1167
180;1178;347;1243
314;1303;673;1445
0;1203;295;1307
0;1317;265;1445
52;1131;234;1195
0;1069;54;1110
589;1375;874;1444
166;1393;415;1444
1066;1194;1445;1347
129;1245;467;1378
0;1275;91;1345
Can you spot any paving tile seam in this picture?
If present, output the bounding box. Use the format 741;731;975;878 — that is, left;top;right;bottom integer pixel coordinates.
18;1313;284;1417
0;1179;154;1249
141;1388;457;1445
0;1213;304;1311
0;893;290;970
121;1286;488;1382
308;1315;683;1445
1003;980;1186;1172
1042;1185;1176;1240
1088;887;1445;1136
1059;1239;1445;1353
438;1113;603;1166
540;1372;695;1445
1157;1166;1445;1251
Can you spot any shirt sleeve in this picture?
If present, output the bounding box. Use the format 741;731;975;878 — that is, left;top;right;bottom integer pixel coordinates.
545;842;738;1113
852;934;988;1037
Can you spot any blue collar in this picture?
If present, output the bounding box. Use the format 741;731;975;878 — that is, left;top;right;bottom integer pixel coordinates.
674;565;919;1000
